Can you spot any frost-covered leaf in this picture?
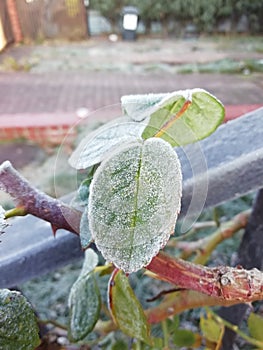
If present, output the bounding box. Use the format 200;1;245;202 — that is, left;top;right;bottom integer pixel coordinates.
0;289;40;350
68;274;100;342
80;207;92;249
69;117;145;170
0;206;8;234
68;249;100;342
109;270;152;345
78;177;92;203
141;89;224;146
79;249;99;279
248;312;263;342
88;138;182;273
121;93;166;121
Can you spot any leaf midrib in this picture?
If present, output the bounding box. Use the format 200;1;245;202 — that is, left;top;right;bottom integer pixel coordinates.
128;146;143;264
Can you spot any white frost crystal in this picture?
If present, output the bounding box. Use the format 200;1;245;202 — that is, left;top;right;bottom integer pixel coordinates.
69;117;145;170
88;138;182;273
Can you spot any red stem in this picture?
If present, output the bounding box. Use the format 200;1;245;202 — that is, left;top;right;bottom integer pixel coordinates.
147;252;263;302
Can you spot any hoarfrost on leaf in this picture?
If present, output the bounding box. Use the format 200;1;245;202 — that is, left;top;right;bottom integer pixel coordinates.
0;205;8;235
88;138;182;273
0;289;40;350
121;93;166;121
79;207;92;249
69;117;145;170
68;249;100;342
79;248;98;279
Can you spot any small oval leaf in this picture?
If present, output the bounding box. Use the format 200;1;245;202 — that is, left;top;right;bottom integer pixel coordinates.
142;89;224;146
79;207;92;249
88;138;182;273
0;289;40;350
248;312;263;342
173;329;196;347
200;314;224;343
68;249;100;342
109;270;152;345
69;117;145;170
121;93;166;121
68;273;101;342
79;249;99;278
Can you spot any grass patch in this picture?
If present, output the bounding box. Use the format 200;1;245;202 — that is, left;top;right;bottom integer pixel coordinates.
177;58;263;74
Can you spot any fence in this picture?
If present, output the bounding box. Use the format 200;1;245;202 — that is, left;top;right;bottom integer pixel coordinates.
0;0;14;51
0;0;87;50
16;0;87;41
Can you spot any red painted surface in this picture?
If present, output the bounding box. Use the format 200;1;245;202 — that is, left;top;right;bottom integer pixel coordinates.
224;104;263;122
0;105;262;148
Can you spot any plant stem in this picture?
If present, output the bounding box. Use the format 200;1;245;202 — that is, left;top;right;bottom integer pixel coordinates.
146;251;263;302
193;210;250;265
208;308;263;348
38;319;68;331
0;161;81;234
175;210;250;264
161;320;169;348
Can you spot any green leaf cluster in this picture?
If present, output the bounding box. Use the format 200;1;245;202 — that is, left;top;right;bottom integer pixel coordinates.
70;89;223;273
90;0;263;33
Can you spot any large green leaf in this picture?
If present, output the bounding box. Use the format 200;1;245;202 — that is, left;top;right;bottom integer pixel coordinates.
68;249;101;342
109;270;152;345
248;312;263;342
141;89;224;146
0;289;40;350
88;138;182;273
69;117;145;170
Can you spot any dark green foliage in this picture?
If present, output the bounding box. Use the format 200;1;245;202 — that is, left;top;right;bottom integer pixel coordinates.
90;0;263;33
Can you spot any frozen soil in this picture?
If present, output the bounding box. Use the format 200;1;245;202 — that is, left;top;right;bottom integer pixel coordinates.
1;36;262;73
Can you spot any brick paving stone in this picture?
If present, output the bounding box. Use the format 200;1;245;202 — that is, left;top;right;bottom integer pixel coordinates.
1;71;263;115
0;69;262;148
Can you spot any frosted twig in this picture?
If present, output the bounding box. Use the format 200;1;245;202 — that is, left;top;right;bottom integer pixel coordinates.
0;161;81;234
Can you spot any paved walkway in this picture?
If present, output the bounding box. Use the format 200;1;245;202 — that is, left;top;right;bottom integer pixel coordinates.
0;38;262;147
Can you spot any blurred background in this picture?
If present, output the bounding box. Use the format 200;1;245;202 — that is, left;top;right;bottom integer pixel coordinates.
1;0;263;45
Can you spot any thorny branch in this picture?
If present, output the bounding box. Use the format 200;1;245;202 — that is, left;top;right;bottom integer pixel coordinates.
0;161;81;234
0;161;263;308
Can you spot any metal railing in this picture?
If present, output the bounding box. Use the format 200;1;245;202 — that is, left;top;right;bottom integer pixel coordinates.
0;107;263;288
